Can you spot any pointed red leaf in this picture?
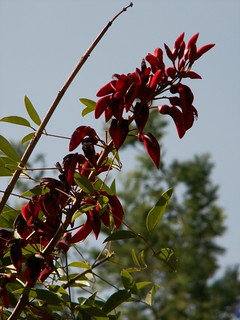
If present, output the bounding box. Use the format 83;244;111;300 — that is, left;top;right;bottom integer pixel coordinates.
96;80;116;97
141;133;160;168
196;43;215;60
69;213;93;243
158;105;186;138
95;95;112;119
109;195;124;229
10;240;22;273
69;126;97;151
134;103;149;134
187;33;199;49
174;32;185;49
109;118;129;150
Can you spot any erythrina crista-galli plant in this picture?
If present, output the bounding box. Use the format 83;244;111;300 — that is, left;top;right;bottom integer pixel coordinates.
0;3;214;319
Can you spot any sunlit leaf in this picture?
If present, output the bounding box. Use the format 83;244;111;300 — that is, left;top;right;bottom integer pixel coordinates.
154;247;178;272
24;95;41;126
21;186;50;197
146;188;173;233
98;195;109;215
0;206;20;228
145;284;160;306
69;262;91;269
0;116;31;127
136;282;152;290
21;132;35;144
94;178;114;196
103;230;137;243
74;172;94;195
80;98;96;117
110;179;116;195
103;289;131;313
131;248;141;268
0;135;21;162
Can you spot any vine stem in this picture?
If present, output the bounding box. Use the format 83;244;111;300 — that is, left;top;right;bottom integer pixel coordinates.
0;2;133;216
7;3;133;319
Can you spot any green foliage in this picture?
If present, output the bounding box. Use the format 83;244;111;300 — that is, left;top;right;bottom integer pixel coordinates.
0;135;21;162
80;98;96;117
24;95;41;126
146;188;173;233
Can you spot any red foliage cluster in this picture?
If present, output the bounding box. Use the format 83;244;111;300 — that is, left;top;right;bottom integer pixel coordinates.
95;33;214;167
0;33;214;306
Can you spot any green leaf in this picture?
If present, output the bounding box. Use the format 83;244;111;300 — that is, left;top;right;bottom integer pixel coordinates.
145;284;160;306
154;248;178;272
21;186;50;197
131;248;141;268
136;282;152;290
110;179;116;195
0;157;16;176
103;289;131;313
0;206;20;228
69;262;91;269
21;132;35;144
12;288;63;305
24;95;41;126
0;135;21;162
121;270;137;294
98;195;109;215
94;178;114;196
103;230;137;243
74;172;94;194
80;305;108;317
0;116;31;127
146;188;173;233
80;98;96;117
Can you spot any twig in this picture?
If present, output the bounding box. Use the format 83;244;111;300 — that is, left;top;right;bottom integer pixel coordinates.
0;2;133;215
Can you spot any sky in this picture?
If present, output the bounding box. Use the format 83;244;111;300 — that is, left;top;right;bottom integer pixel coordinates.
0;0;240;277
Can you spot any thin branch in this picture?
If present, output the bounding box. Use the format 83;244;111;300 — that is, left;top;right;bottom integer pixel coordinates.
0;2;133;215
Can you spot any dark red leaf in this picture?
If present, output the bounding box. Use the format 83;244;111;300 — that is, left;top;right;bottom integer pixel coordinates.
174;32;185;49
158;105;186;138
10;240;22;273
0;287;9;308
164;43;174;61
141;133;160;168
69;126;97;151
108;195;124;229
69;213;93;243
134;103;149;134
187;33;199;49
196;43;215;60
95;95;112;119
96;80;116;97
109;118;129;150
150;69;163;89
24;255;44;287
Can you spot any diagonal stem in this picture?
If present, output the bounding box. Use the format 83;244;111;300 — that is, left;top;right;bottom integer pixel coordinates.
0;2;133;215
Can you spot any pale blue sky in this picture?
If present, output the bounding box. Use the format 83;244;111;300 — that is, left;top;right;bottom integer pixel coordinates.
0;0;240;276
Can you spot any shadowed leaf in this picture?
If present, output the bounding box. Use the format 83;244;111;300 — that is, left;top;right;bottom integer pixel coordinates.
0;135;21;162
146;188;173;233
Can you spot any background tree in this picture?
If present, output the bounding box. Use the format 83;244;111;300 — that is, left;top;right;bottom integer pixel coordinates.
94;112;240;320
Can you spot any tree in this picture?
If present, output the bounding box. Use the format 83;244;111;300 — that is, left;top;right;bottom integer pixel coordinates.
97;114;239;320
0;3;217;319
